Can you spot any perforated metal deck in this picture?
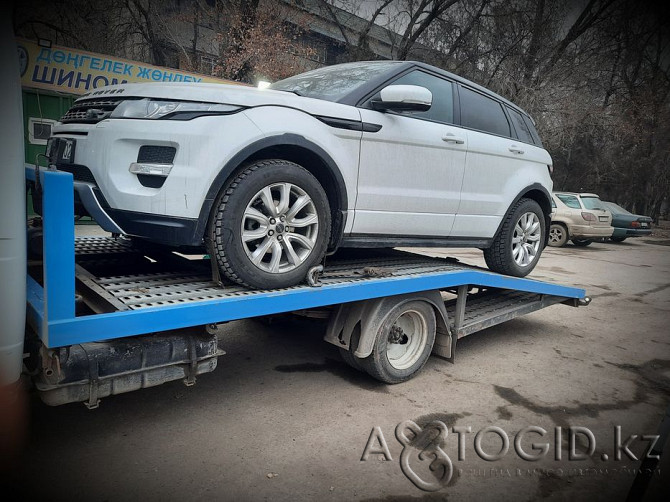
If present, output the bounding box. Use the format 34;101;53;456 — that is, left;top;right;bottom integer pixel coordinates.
73;237;472;311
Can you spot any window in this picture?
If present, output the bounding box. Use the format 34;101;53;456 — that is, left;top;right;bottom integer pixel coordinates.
522;114;543;146
387;70;454;124
270;61;401;102
580;196;605;210
604;202;630;215
28;118;56;145
200;55;217;75
507;107;534;144
551;198;556;209
459;86;510;137
556;194;581;209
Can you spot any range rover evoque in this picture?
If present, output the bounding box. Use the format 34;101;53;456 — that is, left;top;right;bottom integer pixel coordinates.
48;61;554;289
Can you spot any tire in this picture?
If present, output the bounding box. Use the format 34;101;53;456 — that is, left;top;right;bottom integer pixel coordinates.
339;323;365;372
483;198;545;277
572;239;592;247
610;236;626;243
548;223;568;247
361;301;436;384
208;160;331;289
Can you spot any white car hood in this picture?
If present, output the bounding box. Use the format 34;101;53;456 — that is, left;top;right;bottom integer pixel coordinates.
79;82;361;121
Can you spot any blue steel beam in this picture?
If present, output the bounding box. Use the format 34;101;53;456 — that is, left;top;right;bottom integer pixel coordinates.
41;171;76;332
43;269;585;348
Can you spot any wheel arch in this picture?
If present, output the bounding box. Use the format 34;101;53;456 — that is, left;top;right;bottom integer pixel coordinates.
324;291;450;359
493;183;553;248
194;134;349;250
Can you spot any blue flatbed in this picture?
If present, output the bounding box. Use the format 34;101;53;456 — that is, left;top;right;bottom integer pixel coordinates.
26;167;586;349
25;167;589;406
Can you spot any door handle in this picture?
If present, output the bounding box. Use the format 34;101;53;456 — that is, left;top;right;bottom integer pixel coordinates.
442;133;465;144
509;145;525;154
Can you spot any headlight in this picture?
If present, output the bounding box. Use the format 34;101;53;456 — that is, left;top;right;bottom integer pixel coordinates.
110;98;241;120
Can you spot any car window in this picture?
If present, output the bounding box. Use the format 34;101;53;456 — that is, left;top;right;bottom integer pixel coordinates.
551;198;557;209
604;202;630;214
556;194;581;209
270;61;400;102
522;114;543;147
507;107;534;144
459;86;510;137
581;196;605;210
381;70;454;124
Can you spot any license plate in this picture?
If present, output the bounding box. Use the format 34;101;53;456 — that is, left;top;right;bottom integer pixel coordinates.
598;216;608;222
46;137;76;165
640;222;649;228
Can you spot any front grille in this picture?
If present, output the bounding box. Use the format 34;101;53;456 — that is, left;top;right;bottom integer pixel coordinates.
137;145;176;164
57;164;97;185
61;98;124;124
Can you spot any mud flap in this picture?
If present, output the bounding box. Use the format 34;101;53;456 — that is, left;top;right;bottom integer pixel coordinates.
324;290;453;360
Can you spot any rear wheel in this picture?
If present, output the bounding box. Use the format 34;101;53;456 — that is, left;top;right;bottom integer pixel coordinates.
572;238;592;247
208;160;331;289
361;301;436;384
610;236;626;243
484;198;545;277
548;223;568;247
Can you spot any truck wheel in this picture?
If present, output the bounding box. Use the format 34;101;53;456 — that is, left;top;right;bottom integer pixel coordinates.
548;223;568;247
484;198;545;277
571;239;592;247
362;301;436;384
610;236;626;243
208;160;331;289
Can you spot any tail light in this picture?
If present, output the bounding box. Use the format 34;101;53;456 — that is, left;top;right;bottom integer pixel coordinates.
631;221;640;228
581;212;596;222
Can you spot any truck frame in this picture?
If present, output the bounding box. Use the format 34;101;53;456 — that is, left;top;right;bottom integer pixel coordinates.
25;166;589;407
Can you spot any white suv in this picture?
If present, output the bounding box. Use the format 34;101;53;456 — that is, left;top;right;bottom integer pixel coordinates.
48;61;554;288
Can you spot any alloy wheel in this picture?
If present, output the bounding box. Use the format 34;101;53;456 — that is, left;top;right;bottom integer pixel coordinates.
241;182;319;274
512;212;542;267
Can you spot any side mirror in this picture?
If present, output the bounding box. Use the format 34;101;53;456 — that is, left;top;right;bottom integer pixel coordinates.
371;85;432;112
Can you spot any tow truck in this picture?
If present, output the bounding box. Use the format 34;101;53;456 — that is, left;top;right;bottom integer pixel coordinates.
17;164;592;408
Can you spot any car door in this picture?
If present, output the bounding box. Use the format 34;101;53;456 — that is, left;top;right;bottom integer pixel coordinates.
452;86;552;238
353;69;466;237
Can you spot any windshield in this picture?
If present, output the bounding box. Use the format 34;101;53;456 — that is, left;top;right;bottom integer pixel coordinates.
581;196;605;210
270;61;401;102
603;202;631;215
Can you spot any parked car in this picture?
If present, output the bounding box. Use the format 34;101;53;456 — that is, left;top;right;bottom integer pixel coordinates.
549;192;613;247
601;201;653;242
48;60;554;288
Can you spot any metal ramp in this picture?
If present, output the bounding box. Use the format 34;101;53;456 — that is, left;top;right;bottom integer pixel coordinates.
72;237;479;311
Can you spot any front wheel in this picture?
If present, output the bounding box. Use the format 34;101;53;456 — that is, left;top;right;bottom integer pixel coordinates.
484;198;545;277
572;239;592;247
208;160;331;289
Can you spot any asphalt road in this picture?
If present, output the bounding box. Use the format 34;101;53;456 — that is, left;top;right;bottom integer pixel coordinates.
7;234;670;501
